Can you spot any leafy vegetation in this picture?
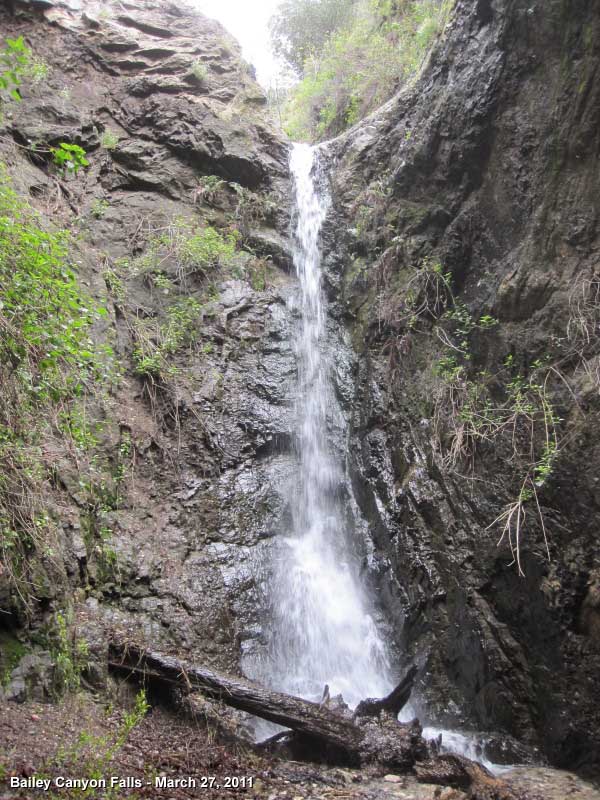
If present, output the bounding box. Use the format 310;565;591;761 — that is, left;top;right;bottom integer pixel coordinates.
132;297;203;380
98;216;243;415
0;35;49;95
274;0;454;141
0;167;105;400
230;181;278;238
379;253;567;573
0;36;30;104
0;165;110;608
51;142;89;175
51;609;90;695
100;128;119;150
432;306;562;575
131;217;238;285
195;174;226;204
48;689;149;798
1;38;89;176
270;0;358;73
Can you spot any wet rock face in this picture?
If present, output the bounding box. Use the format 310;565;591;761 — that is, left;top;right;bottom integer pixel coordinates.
3;0;599;781
1;0;388;704
0;0;293;678
326;0;600;777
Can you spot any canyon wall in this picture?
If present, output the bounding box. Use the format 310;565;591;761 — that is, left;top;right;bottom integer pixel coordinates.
1;0;599;778
327;0;600;774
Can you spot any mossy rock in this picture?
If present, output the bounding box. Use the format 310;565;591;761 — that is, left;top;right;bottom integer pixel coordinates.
0;630;28;687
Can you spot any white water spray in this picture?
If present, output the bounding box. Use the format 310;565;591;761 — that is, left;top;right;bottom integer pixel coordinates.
246;144;513;773
260;143;391;707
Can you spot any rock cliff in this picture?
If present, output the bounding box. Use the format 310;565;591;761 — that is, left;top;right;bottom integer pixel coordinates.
327;0;600;775
0;0;295;686
1;0;599;783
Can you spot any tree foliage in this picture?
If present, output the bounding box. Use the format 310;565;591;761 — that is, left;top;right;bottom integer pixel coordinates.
270;0;358;74
274;0;454;142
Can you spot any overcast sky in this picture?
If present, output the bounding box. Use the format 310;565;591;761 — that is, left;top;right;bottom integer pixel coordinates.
193;0;285;88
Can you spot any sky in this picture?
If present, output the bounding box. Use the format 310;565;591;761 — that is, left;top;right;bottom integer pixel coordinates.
193;0;286;89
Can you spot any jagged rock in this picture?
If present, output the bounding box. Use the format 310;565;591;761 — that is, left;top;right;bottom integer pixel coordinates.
328;0;600;776
0;652;54;703
0;0;293;676
246;227;294;270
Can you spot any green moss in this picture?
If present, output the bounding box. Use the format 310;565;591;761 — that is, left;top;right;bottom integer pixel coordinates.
398;201;431;227
50;610;89;696
345;256;368;284
348;284;379;350
0;630;27;685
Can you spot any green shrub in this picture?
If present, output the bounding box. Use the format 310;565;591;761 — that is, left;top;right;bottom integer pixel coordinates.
133;218;238;283
196;174;226;204
381;254;560;574
0;166;110;608
177;225;237;271
281;0;454;142
51;142;89;175
100;128;119;150
0;167;105;401
190;59;208;83
429;305;560;574
51;689;149;786
0;36;30;103
133;297;203;380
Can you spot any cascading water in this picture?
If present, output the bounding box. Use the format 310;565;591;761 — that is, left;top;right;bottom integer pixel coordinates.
246;144;511;773
258;142;391;708
238;143;511;773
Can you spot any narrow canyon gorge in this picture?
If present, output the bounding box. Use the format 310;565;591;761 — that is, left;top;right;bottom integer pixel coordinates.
0;1;599;798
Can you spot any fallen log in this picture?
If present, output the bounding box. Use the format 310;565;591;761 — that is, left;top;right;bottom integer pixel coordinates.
415;754;539;800
354;664;417;718
108;642;364;762
108;643;540;800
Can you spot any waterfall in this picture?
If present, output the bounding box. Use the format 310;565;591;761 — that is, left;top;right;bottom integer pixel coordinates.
256;143;391;709
242;144;510;773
